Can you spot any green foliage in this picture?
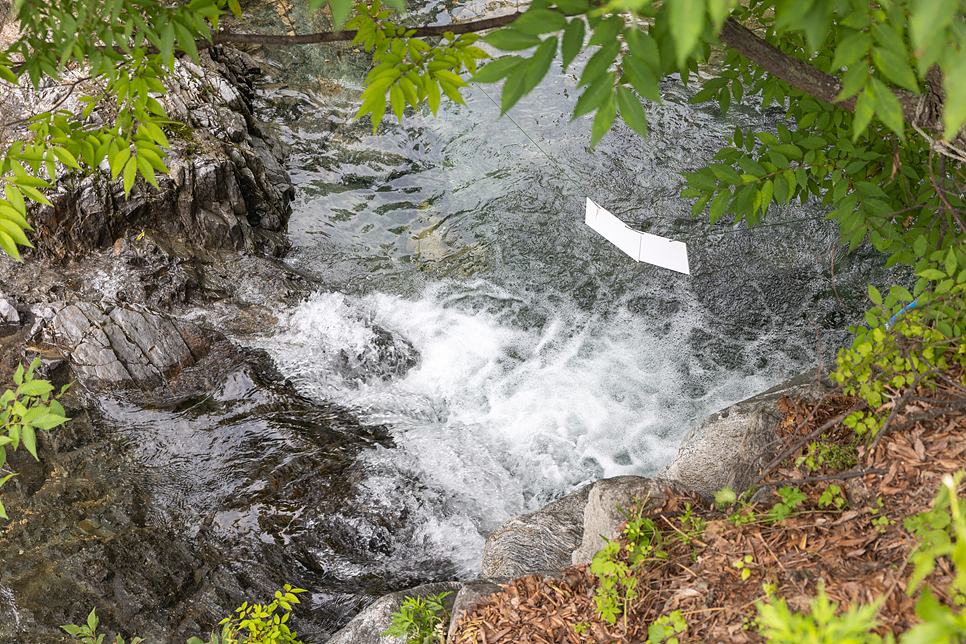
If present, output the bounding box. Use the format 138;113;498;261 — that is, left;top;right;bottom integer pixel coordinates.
589;503;668;626
646;610;689;644
215;585;308;644
346;0;487;131
382;591;452;644
61;608;144;644
732;554;755;581
796;439;859;474
818;483;848;510
1;358;70;519
755;579;892;644
768;486;807;524
832;259;966;442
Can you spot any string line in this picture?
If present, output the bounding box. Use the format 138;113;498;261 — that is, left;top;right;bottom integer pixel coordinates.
471;84;827;242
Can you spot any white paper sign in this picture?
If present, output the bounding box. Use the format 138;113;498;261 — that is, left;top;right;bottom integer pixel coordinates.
584;198;690;275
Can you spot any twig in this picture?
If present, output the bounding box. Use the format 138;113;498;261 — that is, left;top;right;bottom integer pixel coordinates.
756;468;888;488
867;368;931;455
878;396;966;438
755;399;867;485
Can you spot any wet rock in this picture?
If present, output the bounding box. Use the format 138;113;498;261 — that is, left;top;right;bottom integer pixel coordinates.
481;483;591;578
656;368;831;501
327;581;463;644
337;323;420;384
571;476;667;566
0;294;19;324
30;300;204;390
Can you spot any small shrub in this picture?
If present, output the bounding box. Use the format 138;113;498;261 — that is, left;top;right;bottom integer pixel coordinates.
382;591;452;644
1;358;70;518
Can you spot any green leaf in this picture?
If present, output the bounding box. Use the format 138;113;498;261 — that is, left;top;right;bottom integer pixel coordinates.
123;157;137;196
831;32;872;69
572;72;615;119
483;29;542;51
4;184;25;214
616;86;648;138
500;63;528;114
624;55;662;103
853;87;875;140
868;284;882;305
523;36;558;95
579;40;620;87
512;9;567;35
708;189;729;224
588;16;623;47
871;47;919;92
0;230;22;261
590;92;616;149
669;0;705;68
942;48;966;140
802;1;833;53
625;29;661;76
561;19;585;71
472;56;525;83
909;0;957;52
869;77;905;139
329;0;354;29
836;60;870;102
0;219;31;247
554;0;589;12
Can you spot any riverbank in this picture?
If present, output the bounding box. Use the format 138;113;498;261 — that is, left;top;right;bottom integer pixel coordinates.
449;364;966;643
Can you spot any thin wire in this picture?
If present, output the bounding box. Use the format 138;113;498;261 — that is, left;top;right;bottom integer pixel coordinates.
471;84;828;242
474;84;589;198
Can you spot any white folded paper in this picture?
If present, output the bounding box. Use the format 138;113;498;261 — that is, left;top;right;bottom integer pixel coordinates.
584;198;690;275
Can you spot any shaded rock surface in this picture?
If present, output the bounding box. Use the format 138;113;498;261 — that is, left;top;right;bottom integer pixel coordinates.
481;483;591;579
326;582;462;644
656;368;831;501
571;476;667;566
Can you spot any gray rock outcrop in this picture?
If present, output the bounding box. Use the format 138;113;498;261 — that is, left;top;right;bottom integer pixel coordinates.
481;483;591;578
29;300;214;389
327;582;463;644
571;476;667;566
656;368;831;500
24;47;292;262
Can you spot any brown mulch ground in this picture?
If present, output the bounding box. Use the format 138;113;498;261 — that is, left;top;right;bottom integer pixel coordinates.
452;365;966;643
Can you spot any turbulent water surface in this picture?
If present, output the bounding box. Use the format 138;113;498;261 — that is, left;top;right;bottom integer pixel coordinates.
235;13;896;602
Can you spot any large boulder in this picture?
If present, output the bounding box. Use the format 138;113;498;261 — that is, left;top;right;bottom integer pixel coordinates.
481;483;591;578
656;369;831;500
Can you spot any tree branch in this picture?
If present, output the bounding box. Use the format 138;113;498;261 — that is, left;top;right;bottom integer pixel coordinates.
205;12;521;47
717;18;944;134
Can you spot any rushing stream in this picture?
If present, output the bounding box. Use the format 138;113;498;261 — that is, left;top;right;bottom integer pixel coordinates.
1;8;904;642
213;7;900;630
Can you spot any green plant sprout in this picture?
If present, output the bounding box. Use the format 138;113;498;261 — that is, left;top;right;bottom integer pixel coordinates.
1;358;70;519
383;591;452;644
61;609;143;644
